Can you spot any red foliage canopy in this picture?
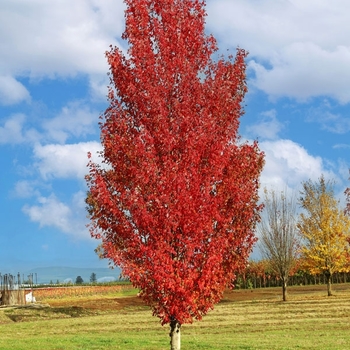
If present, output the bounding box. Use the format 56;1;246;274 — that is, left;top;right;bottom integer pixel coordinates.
86;0;264;325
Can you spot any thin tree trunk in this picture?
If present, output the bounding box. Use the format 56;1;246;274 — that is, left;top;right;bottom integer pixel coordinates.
282;278;288;301
170;318;181;350
325;272;332;296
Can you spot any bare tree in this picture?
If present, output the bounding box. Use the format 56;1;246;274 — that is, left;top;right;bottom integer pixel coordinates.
258;188;299;301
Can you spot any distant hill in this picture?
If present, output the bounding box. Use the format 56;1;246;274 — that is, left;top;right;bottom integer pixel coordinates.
24;266;122;284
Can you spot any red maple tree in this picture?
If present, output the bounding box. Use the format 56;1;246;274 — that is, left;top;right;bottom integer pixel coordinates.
86;0;264;347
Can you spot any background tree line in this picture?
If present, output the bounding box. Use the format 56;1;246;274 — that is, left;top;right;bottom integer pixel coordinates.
235;257;350;290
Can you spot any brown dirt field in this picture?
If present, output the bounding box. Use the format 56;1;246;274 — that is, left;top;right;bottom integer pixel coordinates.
47;283;350;312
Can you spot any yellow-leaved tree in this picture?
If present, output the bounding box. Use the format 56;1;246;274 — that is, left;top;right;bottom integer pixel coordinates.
297;175;350;296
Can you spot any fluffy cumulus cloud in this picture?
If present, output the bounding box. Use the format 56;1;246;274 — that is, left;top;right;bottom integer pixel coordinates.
22;191;89;239
259;139;336;191
0;75;30;105
2;0;350;105
42;101;99;143
0;0;125;77
33;141;102;181
23;195;71;231
206;0;350;103
249;44;350;102
6;0;350;104
0;0;126;100
1;102;99;146
0;113;26;144
0;113;41;145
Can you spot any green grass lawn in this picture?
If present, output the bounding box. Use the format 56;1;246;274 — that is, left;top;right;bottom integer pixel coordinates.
0;284;350;349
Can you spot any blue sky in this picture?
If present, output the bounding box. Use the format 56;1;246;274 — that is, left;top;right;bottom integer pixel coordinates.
1;0;349;271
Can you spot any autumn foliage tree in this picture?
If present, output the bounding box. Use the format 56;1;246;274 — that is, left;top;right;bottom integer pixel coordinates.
345;172;350;270
86;0;264;348
297;175;350;296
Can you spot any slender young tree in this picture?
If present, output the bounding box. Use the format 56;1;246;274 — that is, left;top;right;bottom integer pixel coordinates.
297;175;350;296
258;188;299;301
345;171;350;215
86;0;264;348
90;273;97;283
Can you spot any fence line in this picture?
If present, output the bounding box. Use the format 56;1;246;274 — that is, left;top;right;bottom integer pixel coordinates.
0;272;34;306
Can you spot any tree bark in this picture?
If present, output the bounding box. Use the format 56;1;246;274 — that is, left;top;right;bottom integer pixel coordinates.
325;272;332;296
170;318;181;350
282;278;288;301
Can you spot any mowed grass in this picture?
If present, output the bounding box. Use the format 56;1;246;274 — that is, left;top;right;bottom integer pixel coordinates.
0;284;350;349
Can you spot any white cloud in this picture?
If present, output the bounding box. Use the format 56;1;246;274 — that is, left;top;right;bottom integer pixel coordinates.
207;0;350;56
0;113;43;145
333;144;350;150
246;109;283;140
0;1;125;78
0;1;126;105
206;0;350;103
42;101;98;143
33;141;102;180
2;1;350;104
249;44;350;103
0;113;26;144
22;192;89;239
23;194;71;230
88;73;110;102
337;159;350;181
0;76;30;105
260;139;336;191
307;101;350;134
13;180;40;198
1;102;98;145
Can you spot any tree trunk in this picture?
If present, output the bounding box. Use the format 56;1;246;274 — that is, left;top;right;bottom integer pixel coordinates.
282;278;288;301
170;319;181;350
325;272;332;296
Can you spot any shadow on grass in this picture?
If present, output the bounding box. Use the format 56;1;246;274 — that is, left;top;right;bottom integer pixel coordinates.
4;305;94;322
